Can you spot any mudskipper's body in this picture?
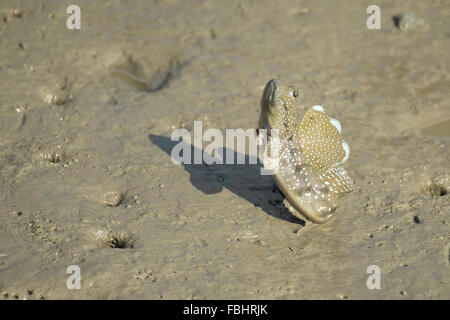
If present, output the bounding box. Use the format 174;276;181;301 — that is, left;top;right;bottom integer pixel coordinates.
258;79;354;223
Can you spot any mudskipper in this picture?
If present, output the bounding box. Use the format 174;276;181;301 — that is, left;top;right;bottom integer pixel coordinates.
258;79;354;223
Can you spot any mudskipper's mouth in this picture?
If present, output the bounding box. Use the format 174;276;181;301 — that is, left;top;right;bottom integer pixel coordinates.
265;79;279;104
260;79;281;137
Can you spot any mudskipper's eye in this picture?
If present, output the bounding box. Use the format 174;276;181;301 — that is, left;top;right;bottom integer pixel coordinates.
292;89;298;98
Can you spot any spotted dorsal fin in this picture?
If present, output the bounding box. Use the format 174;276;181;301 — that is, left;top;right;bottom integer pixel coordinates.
298;106;349;168
297;105;354;193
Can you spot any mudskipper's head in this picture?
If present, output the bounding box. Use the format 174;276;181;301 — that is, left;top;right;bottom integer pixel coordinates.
259;79;299;139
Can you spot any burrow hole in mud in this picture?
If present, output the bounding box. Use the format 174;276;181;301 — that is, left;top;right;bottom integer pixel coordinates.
95;230;136;249
421;181;447;197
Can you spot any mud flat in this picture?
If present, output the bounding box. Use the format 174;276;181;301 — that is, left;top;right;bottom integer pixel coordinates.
0;0;448;299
